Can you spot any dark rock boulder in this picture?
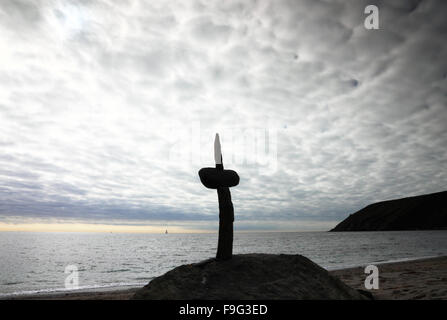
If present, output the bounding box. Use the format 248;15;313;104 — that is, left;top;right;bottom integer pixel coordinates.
132;254;368;300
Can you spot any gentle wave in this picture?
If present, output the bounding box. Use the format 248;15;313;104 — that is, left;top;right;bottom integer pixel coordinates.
0;282;147;298
102;269;131;273
2;282;24;286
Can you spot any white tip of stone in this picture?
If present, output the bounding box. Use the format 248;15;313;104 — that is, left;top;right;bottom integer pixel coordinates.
214;133;222;164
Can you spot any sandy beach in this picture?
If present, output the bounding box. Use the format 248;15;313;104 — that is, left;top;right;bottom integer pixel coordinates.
331;255;447;300
5;256;446;300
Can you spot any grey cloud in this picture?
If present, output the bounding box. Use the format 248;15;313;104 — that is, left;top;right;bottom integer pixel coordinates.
0;0;42;30
0;0;445;230
188;16;233;45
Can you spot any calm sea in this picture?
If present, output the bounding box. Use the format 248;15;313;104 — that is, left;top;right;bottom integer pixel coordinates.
1;230;446;297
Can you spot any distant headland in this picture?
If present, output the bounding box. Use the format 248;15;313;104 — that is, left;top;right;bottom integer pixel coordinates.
331;191;447;231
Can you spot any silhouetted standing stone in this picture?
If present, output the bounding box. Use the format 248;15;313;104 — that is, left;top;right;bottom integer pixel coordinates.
216;186;234;259
199;134;239;260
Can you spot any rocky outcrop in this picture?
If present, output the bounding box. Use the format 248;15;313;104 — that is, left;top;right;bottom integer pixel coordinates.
331;191;447;231
132;254;368;300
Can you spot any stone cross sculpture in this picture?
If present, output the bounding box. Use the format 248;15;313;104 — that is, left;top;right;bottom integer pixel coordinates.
199;134;239;260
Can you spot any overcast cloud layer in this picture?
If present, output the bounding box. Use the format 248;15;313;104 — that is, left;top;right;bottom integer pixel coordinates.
0;0;446;231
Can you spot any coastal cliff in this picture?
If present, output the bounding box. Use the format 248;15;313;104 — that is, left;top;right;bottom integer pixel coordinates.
331;191;447;232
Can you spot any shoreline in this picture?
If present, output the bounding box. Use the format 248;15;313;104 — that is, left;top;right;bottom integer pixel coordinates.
325;253;447;271
3;255;446;300
4;287;140;300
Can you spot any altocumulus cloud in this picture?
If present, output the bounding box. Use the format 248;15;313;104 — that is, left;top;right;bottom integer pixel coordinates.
0;0;446;231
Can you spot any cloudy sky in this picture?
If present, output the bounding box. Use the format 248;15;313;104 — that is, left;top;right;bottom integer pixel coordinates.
0;0;446;232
